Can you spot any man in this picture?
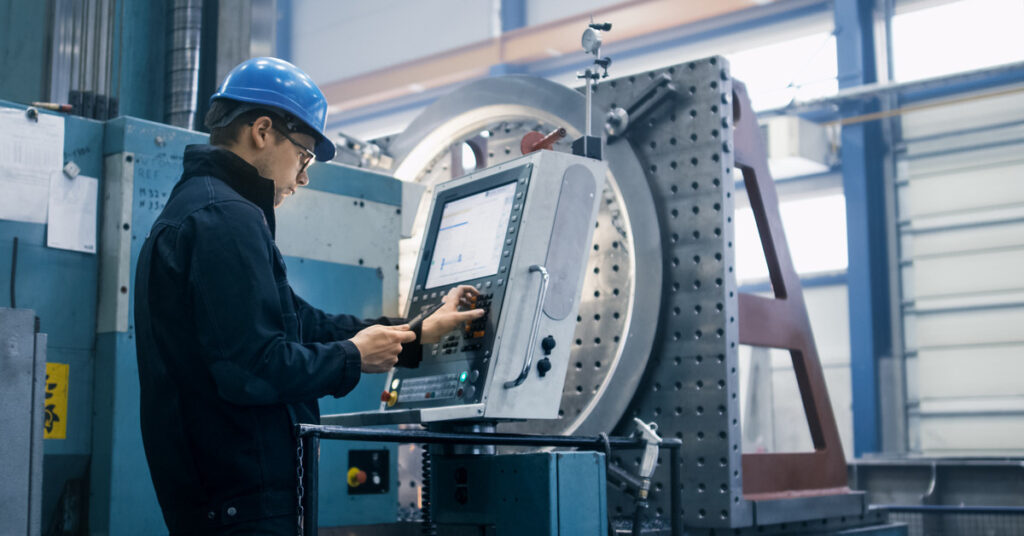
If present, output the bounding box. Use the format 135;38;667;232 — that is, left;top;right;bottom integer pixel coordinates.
134;57;483;534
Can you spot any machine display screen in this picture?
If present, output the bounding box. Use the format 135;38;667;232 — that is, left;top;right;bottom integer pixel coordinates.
425;181;517;289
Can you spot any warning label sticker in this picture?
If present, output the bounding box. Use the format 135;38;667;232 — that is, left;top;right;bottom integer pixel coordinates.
44;362;68;439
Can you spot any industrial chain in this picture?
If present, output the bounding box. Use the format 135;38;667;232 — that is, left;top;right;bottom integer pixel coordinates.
296;436;305;536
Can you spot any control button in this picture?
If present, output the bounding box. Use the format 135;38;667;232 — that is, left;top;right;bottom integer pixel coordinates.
485;281;492;288
510;215;518;222
464;385;476;399
347;467;368;488
541;336;557;355
503;250;510;257
416;284;422;290
497;278;504;286
516;192;523;199
499;266;507;273
537;357;552;377
470;370;480;382
380;391;391;403
514;203;521;210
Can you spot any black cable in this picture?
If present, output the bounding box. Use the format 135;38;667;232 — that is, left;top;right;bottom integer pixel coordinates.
10;237;18;308
420;444;436;536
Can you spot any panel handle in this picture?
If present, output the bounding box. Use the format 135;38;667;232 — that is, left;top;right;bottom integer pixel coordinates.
504;265;549;389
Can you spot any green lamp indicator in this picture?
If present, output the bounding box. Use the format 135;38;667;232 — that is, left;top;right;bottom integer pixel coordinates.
459;371;468;383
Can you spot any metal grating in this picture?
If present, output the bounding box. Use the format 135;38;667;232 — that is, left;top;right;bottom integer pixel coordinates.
888;511;1024;536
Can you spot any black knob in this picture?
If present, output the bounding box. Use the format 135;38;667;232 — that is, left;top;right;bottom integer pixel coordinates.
537;357;552;377
541;335;556;355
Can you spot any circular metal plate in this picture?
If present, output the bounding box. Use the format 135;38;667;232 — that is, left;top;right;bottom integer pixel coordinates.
385;75;662;437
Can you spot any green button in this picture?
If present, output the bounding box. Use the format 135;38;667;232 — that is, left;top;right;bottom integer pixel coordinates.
459;371;468;383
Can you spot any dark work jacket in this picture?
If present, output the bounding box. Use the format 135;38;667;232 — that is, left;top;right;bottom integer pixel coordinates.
134;145;421;534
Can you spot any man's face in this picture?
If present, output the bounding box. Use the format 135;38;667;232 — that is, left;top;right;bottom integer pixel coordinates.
251;120;316;207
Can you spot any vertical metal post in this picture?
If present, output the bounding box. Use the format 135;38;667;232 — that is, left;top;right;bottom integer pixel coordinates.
302;434;319;536
834;0;891;457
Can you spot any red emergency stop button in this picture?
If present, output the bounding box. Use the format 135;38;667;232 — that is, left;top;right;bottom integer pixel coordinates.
347;467;367;488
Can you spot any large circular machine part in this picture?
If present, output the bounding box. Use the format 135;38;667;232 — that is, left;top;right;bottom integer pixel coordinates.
384;76;662;437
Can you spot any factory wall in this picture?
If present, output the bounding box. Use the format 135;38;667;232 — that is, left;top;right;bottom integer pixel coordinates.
897;86;1024;455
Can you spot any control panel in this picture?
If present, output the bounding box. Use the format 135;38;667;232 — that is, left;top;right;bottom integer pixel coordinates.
375;149;607;423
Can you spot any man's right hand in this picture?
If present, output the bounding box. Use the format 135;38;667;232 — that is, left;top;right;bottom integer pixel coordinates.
350;324;416;373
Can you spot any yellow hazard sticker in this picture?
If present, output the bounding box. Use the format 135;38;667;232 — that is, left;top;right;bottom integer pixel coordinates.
44;362;69;439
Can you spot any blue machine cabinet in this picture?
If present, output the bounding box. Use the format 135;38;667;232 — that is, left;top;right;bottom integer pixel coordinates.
0;102;405;534
432;451;608;535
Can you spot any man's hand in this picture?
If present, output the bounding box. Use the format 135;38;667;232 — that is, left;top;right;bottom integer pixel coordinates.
350;324;416;373
421;285;486;344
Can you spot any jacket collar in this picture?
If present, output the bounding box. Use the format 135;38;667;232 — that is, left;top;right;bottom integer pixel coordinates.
181;144;277;236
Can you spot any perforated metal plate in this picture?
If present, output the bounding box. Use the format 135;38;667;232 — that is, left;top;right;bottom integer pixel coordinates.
593;58;752;530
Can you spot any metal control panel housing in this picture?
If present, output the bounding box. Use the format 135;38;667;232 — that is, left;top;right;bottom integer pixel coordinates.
385;150;606;423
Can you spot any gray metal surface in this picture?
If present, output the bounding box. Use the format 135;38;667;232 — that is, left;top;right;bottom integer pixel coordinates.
543;164;597;321
97;152;134;334
0;308;44;536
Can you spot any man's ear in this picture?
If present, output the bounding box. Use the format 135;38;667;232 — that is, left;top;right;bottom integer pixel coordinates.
248;116;274;149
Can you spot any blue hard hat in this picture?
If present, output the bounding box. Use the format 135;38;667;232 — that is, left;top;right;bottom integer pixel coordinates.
211;57;336;162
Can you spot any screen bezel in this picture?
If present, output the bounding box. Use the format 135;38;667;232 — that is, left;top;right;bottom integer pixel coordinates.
417;163;532;291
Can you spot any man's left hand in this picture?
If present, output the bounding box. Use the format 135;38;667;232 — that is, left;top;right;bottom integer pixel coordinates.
420;285;486;344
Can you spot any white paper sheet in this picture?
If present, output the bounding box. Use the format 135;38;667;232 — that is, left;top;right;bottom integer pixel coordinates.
47;173;98;254
0;109;65;224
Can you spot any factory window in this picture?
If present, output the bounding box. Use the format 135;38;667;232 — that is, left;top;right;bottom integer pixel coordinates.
734;192;848;285
892;0;1024;82
725;31;838;111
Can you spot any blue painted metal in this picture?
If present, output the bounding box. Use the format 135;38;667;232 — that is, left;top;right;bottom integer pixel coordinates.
112;0;168;122
501;0;526;33
306;163;404;207
285;256;397;527
0;102;106;529
0;0;50;104
899;64;1024;105
275;0;294;62
433;451;607;535
834;0;890;457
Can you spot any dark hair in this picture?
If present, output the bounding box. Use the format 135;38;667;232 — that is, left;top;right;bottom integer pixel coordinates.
204;100;316;147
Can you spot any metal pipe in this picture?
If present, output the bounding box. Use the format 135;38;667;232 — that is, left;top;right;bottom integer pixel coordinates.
295;424;683;451
165;0;202;128
301;434;319;536
880;505;1024;514
759;60;1024;117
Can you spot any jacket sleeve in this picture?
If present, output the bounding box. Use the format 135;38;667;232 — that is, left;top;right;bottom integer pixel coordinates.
186;200;362;406
292;293;424;368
